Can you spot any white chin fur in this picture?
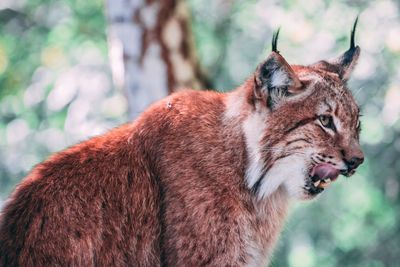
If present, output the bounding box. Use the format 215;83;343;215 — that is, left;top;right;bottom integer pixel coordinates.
256;155;309;200
236;94;313;201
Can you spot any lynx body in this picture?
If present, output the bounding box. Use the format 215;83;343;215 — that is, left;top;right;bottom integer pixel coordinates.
0;24;364;266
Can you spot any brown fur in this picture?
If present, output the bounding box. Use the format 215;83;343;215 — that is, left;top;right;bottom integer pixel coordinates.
0;36;363;266
0;89;288;266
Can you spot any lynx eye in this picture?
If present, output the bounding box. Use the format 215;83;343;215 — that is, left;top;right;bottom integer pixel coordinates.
319;115;335;131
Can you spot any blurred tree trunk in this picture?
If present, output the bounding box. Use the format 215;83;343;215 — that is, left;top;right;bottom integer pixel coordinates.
106;0;209;119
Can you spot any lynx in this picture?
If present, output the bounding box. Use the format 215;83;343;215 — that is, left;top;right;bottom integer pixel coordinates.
0;20;363;266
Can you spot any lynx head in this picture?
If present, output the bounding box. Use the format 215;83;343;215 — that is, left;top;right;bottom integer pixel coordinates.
242;19;364;200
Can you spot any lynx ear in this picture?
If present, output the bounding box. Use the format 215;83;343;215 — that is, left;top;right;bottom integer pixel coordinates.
312;17;360;81
254;30;302;108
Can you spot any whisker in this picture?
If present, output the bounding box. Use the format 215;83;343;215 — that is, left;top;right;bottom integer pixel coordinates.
352;86;364;98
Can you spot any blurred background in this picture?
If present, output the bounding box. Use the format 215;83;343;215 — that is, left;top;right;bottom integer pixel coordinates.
0;0;399;266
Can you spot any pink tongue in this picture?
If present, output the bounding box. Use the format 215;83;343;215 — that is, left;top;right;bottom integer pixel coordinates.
311;164;340;181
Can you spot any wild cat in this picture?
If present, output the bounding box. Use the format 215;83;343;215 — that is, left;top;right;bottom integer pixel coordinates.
0;19;363;266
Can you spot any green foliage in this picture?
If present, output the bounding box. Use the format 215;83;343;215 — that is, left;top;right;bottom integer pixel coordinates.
0;0;127;195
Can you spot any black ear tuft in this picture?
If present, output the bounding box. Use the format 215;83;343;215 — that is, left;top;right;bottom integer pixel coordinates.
341;16;360;68
271;28;280;53
350;16;358;50
311;16;361;81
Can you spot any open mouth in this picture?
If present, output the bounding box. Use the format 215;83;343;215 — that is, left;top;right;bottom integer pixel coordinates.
305;163;341;195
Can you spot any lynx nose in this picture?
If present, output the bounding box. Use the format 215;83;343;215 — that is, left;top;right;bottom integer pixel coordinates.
342;139;364;172
345;156;364;171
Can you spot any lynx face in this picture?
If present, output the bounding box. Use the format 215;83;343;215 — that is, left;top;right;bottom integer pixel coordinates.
243;24;364;201
259;68;363;200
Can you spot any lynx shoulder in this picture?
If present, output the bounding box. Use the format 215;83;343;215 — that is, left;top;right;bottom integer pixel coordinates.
0;20;364;267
